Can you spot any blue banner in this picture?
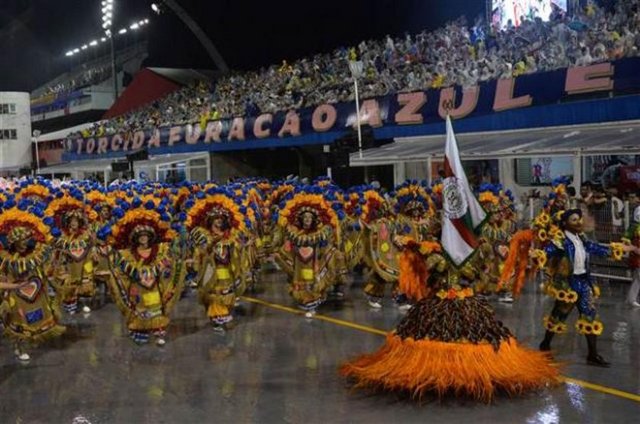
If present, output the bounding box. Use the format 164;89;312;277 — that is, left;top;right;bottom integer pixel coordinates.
64;57;640;161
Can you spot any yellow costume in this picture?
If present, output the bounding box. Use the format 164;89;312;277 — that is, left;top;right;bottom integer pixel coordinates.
187;192;248;330
0;205;66;360
103;203;185;345
272;190;347;313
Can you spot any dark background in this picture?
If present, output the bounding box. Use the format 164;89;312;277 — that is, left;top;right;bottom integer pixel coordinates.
0;0;485;91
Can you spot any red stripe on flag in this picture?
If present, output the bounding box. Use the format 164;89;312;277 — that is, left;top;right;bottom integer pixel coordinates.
451;217;479;248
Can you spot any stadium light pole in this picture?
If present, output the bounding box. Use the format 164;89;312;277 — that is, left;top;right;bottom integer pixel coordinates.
349;60;364;159
102;0;118;99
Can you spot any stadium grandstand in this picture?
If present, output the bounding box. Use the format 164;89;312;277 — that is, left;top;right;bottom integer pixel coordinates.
2;1;640;422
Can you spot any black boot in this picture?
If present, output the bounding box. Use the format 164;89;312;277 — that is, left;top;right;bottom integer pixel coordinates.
539;330;555;352
585;334;610;367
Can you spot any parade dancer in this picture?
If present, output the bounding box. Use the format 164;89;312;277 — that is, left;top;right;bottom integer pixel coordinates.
272;187;347;317
0;201;66;361
359;188;405;309
100;199;186;346
186;190;248;332
86;189;116;305
538;209;629;367
47;193;98;315
341;116;559;401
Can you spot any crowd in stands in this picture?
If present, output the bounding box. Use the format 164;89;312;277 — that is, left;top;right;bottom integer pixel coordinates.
34;64;112;101
69;0;640;140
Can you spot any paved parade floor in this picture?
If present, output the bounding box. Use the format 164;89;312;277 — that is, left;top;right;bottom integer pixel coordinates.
1;271;640;423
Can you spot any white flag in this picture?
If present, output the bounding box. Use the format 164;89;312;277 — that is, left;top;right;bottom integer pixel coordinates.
441;115;487;266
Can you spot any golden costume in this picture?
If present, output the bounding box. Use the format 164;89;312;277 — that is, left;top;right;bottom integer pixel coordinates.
272;189;347;314
187;192;247;330
0;204;66;360
103;202;186;345
46;195;98;314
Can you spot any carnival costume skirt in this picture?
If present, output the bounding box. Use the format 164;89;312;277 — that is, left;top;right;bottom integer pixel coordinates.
340;296;560;402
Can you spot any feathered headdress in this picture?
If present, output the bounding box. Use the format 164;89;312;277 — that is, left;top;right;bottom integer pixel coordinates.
0;200;54;249
393;180;436;216
44;194;97;231
186;188;249;234
277;186;341;235
105;199;176;250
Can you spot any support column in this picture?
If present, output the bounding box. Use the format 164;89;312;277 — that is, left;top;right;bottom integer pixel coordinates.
573;151;582;192
393;162;406;186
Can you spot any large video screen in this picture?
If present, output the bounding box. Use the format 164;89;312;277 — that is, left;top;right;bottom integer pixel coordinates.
491;0;567;29
516;156;573;186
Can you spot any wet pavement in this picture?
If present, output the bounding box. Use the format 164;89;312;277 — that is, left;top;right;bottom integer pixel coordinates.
1;271;640;423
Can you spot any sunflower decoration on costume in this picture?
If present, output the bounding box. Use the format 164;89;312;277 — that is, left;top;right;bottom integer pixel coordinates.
430;181;443;208
256;179;272;197
476;183;501;213
545;176;572;215
172;184;194;214
276;186;343;246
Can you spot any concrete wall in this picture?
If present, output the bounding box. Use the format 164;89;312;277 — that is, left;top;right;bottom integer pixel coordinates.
210;152;260;182
0;92;32;172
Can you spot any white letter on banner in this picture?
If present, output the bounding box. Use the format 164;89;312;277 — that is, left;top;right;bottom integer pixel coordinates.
278;111;301;137
168;126;182;146
204;121;223;143
185;124;202;144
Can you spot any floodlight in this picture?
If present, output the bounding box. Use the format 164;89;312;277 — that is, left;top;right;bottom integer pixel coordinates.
81;44;88;50
130;23;139;30
118;28;127;34
66;51;74;56
89;40;98;46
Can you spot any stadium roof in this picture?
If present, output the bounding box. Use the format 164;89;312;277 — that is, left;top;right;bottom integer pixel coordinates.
1;0;479;91
36;152;209;176
350;120;640;166
36;121;103;143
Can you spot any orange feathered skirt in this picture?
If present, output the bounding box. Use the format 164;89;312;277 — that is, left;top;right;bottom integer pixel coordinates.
340;297;560;402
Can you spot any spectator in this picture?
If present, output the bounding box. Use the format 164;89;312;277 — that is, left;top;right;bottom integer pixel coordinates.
623;205;640;307
608;187;625;237
64;0;640;141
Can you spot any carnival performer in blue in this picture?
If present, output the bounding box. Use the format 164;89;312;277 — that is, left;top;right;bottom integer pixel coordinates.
538;208;629;367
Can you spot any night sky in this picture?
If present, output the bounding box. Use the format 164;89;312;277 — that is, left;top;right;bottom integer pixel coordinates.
0;0;485;92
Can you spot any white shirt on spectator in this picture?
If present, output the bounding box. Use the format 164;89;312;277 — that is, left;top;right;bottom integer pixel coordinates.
565;231;587;275
611;196;624;227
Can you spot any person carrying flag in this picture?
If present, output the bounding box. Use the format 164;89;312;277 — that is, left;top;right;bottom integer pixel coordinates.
340;116;560;402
